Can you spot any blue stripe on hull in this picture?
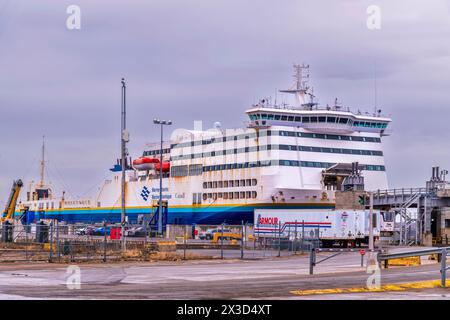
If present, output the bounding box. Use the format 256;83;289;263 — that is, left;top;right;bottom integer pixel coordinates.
22;204;335;225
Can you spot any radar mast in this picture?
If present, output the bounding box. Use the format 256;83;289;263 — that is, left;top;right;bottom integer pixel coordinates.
279;63;317;109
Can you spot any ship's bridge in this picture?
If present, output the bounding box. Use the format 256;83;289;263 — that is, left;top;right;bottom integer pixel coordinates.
246;106;391;136
247;64;392;136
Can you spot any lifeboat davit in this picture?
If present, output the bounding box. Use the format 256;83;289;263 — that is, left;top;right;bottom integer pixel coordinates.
132;157;159;171
155;161;171;173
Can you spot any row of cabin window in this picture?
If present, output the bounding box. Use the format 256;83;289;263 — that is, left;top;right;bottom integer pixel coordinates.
36;202;55;210
203;179;258;189
172;144;383;161
199;160;386;171
203;191;257;201
171;130;381;150
249;113;388;129
280;131;381;143
142;148;171;156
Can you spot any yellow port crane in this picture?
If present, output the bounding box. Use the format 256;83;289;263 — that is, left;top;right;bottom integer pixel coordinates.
1;179;23;222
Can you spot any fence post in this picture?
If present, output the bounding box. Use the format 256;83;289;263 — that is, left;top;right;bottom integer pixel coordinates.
25;225;29;261
294;220;298;255
103;221;107;263
302;220;305;252
441;248;447;288
309;247;315;275
241;220;244;260
184;225;187;260
70;240;74;262
278;221;281;257
49;222;53;263
56;221;60;262
263;236;266;258
221;222;224;260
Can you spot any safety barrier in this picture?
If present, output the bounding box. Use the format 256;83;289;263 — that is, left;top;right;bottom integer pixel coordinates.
377;247;450;287
309;248;382;275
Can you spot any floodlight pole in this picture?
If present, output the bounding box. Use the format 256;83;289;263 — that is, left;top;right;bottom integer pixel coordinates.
153;119;172;236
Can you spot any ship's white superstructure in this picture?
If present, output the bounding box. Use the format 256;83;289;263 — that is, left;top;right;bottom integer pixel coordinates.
16;64;391;226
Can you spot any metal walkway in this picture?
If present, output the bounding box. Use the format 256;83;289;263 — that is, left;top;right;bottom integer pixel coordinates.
372;167;450;246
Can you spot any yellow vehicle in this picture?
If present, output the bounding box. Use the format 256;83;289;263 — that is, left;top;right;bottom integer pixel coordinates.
211;231;242;243
1;179;23;222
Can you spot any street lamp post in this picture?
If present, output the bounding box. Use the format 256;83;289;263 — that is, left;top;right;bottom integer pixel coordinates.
367;191;376;266
153;118;172;236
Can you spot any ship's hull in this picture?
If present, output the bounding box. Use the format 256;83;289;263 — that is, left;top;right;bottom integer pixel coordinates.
20;202;335;225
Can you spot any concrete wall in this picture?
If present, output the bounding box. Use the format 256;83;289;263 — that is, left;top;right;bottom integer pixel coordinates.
439;207;450;241
335;191;366;210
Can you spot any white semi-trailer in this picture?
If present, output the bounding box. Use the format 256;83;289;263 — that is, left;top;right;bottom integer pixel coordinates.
254;209;381;247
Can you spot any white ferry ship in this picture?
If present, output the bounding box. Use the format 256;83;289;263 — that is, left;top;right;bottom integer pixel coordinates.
15;65;390;225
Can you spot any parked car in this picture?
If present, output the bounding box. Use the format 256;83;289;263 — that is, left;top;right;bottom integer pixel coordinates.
199;228;232;240
126;226;147;237
75;226;95;236
93;226;111;236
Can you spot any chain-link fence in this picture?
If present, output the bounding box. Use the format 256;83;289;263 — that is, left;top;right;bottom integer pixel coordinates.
0;220;321;263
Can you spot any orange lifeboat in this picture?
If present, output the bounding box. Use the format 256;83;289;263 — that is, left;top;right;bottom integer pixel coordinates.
155;161;171;173
132;157;159;171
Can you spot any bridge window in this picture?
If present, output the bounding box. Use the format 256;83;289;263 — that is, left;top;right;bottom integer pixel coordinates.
445;220;450;228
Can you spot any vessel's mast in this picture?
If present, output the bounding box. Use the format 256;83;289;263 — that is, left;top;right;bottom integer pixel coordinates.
39;136;45;187
121;78;128;249
279;63;311;107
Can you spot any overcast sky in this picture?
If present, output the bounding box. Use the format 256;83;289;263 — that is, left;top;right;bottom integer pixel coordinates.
1;0;450;204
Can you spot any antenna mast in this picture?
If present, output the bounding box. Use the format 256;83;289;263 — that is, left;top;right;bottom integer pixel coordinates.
279;63;313;108
374;61;378;116
39;136;45;187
